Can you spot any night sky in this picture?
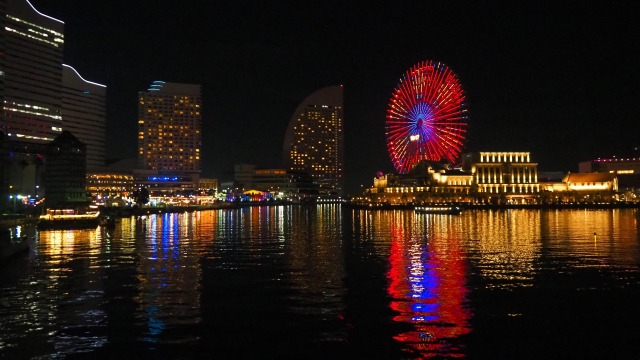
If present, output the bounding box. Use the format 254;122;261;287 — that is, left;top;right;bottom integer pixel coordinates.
30;0;640;194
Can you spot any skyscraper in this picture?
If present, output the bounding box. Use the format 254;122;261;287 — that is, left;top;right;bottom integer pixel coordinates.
136;81;201;195
137;81;201;172
1;0;64;143
283;85;344;196
0;0;108;210
61;64;106;170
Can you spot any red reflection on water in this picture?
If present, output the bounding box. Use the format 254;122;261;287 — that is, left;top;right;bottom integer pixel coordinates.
387;216;472;358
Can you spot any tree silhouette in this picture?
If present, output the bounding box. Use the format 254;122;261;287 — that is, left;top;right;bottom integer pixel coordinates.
132;187;150;206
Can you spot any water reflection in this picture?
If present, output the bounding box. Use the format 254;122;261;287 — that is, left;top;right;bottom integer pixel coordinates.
133;212;203;346
464;210;542;289
1;207;639;358
199;205;348;356
287;205;345;327
540;209;640;264
36;228;108;356
387;212;471;358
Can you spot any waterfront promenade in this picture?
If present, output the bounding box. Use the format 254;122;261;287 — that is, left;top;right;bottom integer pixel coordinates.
342;201;640;211
3;200;640;229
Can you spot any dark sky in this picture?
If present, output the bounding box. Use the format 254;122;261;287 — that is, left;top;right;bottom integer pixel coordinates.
30;0;640;194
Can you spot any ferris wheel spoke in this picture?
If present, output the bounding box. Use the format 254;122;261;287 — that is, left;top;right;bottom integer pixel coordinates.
386;60;467;173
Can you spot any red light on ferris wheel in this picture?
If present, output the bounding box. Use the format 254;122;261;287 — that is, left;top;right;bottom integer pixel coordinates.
385;60;468;174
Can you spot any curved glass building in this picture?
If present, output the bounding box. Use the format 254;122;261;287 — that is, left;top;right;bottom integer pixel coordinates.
283;86;344;197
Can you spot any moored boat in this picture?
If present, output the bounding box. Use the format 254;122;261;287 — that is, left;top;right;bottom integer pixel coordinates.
414;205;462;215
37;209;101;230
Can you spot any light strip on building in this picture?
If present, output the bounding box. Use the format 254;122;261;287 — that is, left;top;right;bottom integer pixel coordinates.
26;0;64;24
62;64;106;88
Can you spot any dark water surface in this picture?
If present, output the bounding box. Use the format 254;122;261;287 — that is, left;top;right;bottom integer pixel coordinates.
1;206;639;359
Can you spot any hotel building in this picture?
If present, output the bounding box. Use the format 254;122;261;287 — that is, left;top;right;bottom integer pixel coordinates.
1;0;64;143
61;64;106;170
283;85;344;197
137;81;202;194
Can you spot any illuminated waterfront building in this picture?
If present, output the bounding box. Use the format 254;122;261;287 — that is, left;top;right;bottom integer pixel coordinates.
366;161;474;204
463;151;540;203
62;64;106;170
1;0;64;143
365;152;540;204
0;130;47;211
137;81;201;194
233;164;317;201
133;169;200;197
538;157;639;203
283;86;344;196
539;172;619;203
563;172;618;192
578;156;640;196
253;168;317;200
199;178;218;193
86;171;134;203
579;156;640;174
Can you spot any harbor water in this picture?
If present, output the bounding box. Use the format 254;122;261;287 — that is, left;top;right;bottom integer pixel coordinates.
1;206;639;359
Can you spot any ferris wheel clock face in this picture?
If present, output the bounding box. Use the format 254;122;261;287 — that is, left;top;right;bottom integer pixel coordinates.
386;61;468;174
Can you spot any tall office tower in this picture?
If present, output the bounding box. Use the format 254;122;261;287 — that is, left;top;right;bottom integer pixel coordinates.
61;64;106;170
137;81;201;171
1;0;64;143
283;85;344;196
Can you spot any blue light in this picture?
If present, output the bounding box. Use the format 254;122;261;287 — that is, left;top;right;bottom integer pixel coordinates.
148;176;180;182
412;302;439;313
408;102;435;142
411;315;439;322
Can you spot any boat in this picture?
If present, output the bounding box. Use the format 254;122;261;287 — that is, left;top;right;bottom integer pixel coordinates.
414;205;462;215
0;235;30;260
37;209;101;230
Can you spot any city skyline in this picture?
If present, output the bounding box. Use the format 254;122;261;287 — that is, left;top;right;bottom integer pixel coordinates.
28;0;640;194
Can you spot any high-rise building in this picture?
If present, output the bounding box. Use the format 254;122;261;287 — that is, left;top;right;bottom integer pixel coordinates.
138;81;201;171
61;64;106;170
136;81;202;195
1;0;64;143
283;85;344;196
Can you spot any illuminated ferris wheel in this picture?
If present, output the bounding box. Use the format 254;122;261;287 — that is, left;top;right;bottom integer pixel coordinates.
386;60;468;174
